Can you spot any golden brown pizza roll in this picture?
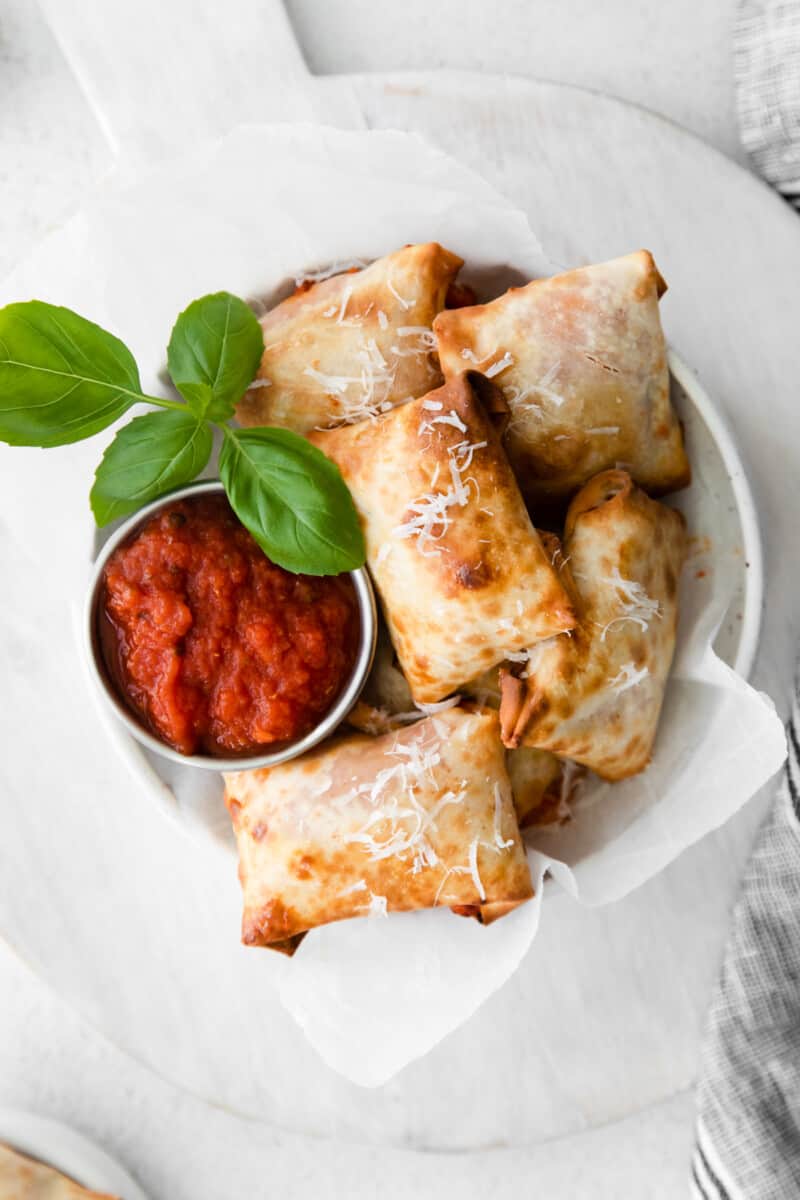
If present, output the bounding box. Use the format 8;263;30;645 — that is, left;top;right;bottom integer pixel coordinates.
236;243;463;433
345;639;575;832
506;747;581;829
433;251;690;506
224;708;533;947
499;470;687;780
0;1142;119;1199
311;373;576;703
459;665;577;829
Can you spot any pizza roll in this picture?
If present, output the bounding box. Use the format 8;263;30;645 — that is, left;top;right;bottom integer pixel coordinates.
236;243;463;434
434;251;690;505
506;747;580;829
225;708;533;947
346;637;575;831
499;470;686;780
311;373;576;703
0;1142;119;1199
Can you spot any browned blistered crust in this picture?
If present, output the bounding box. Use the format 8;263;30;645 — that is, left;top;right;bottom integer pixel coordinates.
434;250;691;507
312;373;576;703
499;469;687;780
225;708;533;948
236;242;463;434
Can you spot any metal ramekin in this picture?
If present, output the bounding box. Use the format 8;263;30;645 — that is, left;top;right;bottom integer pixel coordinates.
83;479;377;772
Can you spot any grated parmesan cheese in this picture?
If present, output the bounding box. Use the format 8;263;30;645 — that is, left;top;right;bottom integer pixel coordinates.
415;696;462;715
505;649;531;664
520;636;560;678
595;568;661;641
295;257;368;286
375;697;461;730
496;617;516;633
303;332;404;424
340;726;473;879
303;365;360;395
485;351;514;379
449;439;487;471
387;272;415;311
393;326;437;355
367;892;388;917
392;435;479;556
397;325;434;339
468;838;486;900
335;285;353;324
418;408;468;435
340;879;367;896
492;783;515;850
609;662;650;693
505;361;566;422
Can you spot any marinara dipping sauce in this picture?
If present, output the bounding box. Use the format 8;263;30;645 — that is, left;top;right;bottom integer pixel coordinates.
99;493;360;757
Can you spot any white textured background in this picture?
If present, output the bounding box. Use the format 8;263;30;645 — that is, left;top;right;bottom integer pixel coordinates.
0;1;747;1195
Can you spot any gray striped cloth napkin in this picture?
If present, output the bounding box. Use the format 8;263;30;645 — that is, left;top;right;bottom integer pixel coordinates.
692;5;800;1195
692;708;800;1198
735;0;800;209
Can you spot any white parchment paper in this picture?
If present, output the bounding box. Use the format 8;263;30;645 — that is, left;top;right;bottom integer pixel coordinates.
1;125;786;1086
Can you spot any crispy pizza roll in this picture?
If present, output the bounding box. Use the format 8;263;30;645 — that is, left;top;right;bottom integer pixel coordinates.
460;665;577;829
434;251;691;505
225;708;534;947
236;243;463;433
346;638;575;831
507;747;580;829
0;1142;119;1199
499;470;687;780
311;373;576;703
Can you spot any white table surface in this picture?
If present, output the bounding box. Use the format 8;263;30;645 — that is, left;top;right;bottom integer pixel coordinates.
0;0;787;1195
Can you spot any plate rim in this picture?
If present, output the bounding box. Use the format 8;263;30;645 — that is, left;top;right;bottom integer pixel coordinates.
667;346;763;679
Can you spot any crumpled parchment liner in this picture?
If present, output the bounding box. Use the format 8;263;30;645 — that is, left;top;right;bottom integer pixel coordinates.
1;124;786;1086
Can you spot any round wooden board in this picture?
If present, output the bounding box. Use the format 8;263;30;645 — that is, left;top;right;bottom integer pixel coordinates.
1;72;798;1151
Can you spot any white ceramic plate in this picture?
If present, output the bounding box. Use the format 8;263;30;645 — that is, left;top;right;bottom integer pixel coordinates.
89;345;763;850
0;1109;149;1199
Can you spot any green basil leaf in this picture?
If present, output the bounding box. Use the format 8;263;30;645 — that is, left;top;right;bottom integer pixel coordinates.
167;291;264;421
90;410;212;526
219;427;365;576
0;300;145;446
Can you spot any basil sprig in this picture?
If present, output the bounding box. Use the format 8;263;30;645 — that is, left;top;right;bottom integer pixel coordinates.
220;427;364;576
0;302;145;446
167;291;265;422
0;292;365;576
90;410;213;526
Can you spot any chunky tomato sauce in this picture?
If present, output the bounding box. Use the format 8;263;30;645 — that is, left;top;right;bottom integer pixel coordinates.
100;494;360;757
